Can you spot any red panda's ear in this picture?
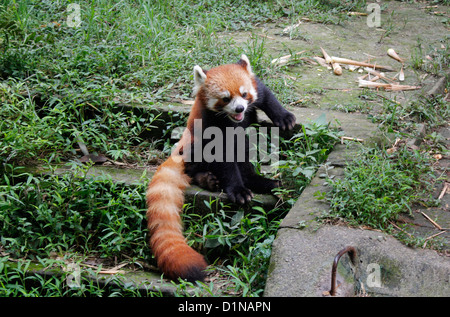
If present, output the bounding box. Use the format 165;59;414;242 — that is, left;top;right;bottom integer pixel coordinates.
236;54;253;76
193;65;207;96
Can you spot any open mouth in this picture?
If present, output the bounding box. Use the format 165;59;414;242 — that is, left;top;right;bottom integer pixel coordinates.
228;112;244;122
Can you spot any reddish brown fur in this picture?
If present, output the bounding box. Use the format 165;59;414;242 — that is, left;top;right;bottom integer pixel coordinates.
146;61;254;281
146;154;208;281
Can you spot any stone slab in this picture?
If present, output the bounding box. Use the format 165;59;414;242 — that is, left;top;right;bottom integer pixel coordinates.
264;225;450;297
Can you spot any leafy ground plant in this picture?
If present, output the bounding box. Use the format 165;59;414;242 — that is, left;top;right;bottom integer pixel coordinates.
0;163;149;261
325;144;437;230
0;256;163;297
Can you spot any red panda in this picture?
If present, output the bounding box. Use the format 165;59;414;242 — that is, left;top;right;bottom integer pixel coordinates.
146;55;296;282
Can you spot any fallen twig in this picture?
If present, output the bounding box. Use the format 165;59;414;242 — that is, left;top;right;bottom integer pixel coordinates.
283;21;302;33
271;50;306;66
357;73;369;81
389;221;414;239
365;68;398;83
387;48;405;63
422;231;446;248
321;47;342;75
358;79;391;89
313;56;331;68
420;211;443;231
180;99;195;105
341;136;364;144
358;79;421;91
347;11;368;16
438;182;449;200
331;56;394;71
385;83;421;91
80;262;128;275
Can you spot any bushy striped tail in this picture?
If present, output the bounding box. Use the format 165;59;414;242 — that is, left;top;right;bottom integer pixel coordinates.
146;155;207;282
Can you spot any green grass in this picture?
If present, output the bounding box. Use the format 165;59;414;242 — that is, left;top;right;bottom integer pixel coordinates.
324;91;447;247
410;38;449;76
0;0;281;102
325;145;437;230
0;163;149;260
0;0;367;165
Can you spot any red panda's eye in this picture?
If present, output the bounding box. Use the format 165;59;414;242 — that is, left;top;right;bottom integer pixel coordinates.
242;92;247;98
222;97;231;103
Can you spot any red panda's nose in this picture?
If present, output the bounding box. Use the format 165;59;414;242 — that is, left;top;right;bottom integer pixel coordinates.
235;105;245;113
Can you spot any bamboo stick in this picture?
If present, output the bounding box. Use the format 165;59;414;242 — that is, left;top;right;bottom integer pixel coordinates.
331;56;394;71
271;50;306;66
420;212;443;231
399;67;405;81
387;48;405;63
365;68;398;83
320;47;342;75
438;183;449;200
358;79;421;91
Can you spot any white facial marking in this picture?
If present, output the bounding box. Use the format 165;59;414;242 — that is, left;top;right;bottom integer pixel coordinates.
249;86;257;101
220;90;230;98
206;97;218;110
225;97;248;122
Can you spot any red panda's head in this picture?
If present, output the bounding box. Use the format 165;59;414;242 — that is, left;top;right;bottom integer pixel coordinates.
193;55;258;123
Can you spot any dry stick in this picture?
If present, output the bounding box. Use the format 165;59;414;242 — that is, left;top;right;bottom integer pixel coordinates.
423;231;446;248
385;84;421;91
313;56;331;68
389;221;414;239
283;21;302;33
80;262;128;274
320;47;332;63
358;79;421;91
320;47;342;75
438;182;449;200
341;136;364;144
271;50;306;66
347;11;368;16
331;56;394;72
365;68;398;83
387;48;405;63
358;73;369;80
258;33;276;40
358;79;391;89
375;93;401;105
420;211;444;231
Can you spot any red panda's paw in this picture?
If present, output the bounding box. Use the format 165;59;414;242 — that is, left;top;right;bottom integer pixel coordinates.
273;111;296;131
246;177;281;194
193;171;220;192
262;179;282;192
225;185;254;205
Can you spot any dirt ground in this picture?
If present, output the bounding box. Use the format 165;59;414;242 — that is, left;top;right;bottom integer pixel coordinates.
223;2;448;109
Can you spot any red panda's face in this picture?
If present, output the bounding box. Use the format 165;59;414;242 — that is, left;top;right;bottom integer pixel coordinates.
193;55;258;123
